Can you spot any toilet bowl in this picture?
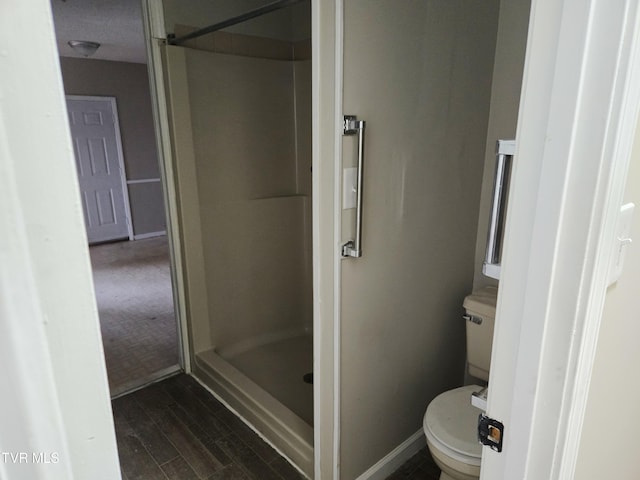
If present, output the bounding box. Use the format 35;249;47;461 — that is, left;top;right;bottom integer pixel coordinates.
423;287;497;479
423;386;483;480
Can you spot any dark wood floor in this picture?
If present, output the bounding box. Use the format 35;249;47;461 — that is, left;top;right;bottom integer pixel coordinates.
385;449;441;480
113;372;441;480
112;373;305;480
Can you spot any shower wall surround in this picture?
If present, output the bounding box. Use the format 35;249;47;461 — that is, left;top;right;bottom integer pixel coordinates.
183;48;312;349
163;33;313;474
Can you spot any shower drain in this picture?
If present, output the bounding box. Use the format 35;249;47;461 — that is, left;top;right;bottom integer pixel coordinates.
303;373;313;384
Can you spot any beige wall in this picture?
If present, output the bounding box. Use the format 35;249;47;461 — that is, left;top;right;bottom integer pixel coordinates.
472;0;531;290
574;123;640;479
339;1;500;477
59;57;167;236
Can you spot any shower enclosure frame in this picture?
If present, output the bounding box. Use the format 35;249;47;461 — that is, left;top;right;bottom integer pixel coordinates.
141;2;323;477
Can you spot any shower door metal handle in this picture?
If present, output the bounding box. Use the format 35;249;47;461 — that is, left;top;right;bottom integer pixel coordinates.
483;139;515;279
342;115;366;258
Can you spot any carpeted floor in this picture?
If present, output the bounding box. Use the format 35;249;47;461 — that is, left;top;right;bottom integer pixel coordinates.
90;236;180;397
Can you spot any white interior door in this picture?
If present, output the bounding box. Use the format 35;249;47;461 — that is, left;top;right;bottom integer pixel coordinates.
66;96;132;244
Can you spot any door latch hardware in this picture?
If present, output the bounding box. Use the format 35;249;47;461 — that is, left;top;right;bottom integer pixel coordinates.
343;115;359;135
478;413;504;452
463;314;483;325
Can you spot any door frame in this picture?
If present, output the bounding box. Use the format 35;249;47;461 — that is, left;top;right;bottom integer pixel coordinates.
312;1;342;478
481;0;640;478
66;94;134;243
141;0;191;374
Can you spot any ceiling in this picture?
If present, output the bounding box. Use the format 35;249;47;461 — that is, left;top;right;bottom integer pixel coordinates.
51;0;148;64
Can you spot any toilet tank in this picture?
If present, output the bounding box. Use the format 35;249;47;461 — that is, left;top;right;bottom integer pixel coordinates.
463;286;498;382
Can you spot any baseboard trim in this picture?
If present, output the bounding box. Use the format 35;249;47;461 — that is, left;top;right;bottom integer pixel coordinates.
133;230;167;240
355;429;426;480
126;178;161;184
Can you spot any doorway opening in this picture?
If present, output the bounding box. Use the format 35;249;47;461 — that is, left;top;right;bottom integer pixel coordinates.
89;236;179;396
51;2;182;397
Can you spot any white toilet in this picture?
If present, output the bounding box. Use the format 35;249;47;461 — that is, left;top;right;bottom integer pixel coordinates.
423;286;498;480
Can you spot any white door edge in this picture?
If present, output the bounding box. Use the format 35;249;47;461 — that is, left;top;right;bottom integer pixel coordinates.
482;0;640;478
1;0;121;475
312;0;341;477
66;95;134;242
332;1;345;479
0;97;75;480
555;2;640;477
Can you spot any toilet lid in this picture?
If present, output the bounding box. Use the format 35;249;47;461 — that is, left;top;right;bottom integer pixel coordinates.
424;385;483;460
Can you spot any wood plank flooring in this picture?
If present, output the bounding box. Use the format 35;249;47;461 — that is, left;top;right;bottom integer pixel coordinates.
384;449;441;480
113;372;441;480
112;373;304;480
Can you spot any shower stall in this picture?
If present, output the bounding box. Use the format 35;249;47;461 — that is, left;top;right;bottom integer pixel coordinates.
161;1;313;474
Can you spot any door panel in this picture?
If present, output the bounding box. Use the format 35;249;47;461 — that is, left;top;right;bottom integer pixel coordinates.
67;97;131;244
339;1;500;477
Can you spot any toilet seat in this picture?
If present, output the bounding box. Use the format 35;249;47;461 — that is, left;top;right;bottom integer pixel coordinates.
423;385;484;467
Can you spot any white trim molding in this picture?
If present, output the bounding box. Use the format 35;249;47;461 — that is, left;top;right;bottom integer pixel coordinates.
556;1;640;477
133;230;167;241
141;0;191;373
127;178;161;185
354;430;426;480
313;0;342;477
332;1;344;479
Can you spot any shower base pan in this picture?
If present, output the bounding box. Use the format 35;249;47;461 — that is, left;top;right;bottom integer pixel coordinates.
194;331;313;477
